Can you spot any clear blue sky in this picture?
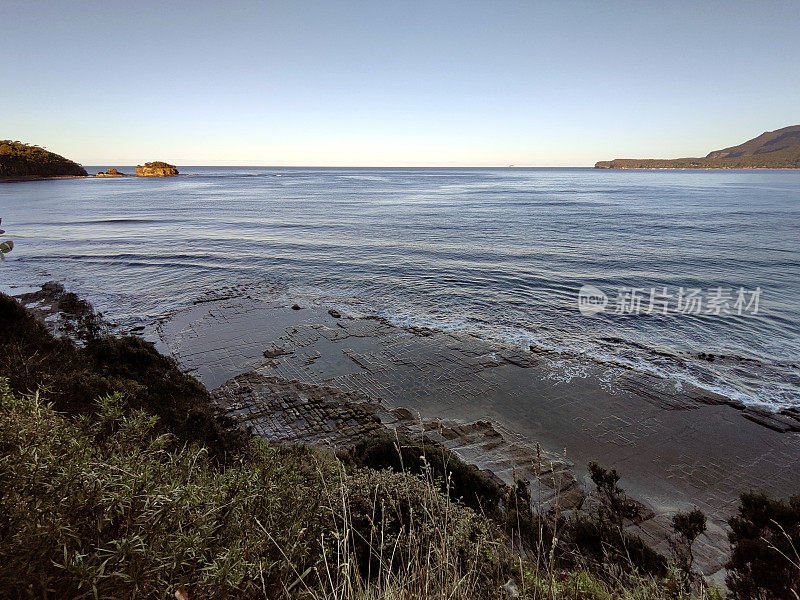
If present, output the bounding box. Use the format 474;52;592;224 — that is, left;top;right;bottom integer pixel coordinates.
2;0;798;166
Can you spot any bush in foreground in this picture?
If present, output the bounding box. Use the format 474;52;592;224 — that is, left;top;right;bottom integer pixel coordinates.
726;493;800;599
0;291;246;462
0;381;507;599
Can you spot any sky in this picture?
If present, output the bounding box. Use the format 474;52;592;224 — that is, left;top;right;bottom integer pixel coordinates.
1;0;799;166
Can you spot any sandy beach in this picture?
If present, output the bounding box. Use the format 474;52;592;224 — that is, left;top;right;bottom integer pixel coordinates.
143;289;800;579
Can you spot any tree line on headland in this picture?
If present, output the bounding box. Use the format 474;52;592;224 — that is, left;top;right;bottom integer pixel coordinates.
0;140;87;179
596;125;800;169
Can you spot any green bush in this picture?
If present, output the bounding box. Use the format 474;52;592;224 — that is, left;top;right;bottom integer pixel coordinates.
0;140;87;178
346;432;505;513
565;515;667;578
0;381;332;598
726;492;800;599
0;292;247;462
0;382;508;599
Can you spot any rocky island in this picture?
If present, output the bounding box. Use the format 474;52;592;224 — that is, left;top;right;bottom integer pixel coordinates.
135;161;179;177
596;124;800;169
95;168;125;177
0;140;88;180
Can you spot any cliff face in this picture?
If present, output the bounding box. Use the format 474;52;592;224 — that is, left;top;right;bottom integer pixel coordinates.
596;125;800;169
0;141;88;179
135;161;179;177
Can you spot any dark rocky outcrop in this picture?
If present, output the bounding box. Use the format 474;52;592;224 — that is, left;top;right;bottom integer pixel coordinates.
0;140;88;180
596;125;800;169
95;168;125;177
135;161;179;177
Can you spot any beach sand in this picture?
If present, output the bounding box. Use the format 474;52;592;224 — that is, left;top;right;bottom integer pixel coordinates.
150;291;800;579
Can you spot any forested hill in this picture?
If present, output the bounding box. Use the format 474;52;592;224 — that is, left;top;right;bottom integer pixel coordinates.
0;140;88;179
595;125;800;169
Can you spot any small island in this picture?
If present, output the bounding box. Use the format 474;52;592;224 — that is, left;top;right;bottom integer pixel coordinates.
95;168;125;178
0;140;88;180
135;161;179;177
596;124;800;169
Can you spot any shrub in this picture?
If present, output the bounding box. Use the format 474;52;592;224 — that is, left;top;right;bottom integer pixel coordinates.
0;292;246;462
0;381;331;598
726;492;800;599
346;432;551;551
0;382;509;599
566;515;668;578
672;509;707;580
588;461;640;525
347;432;505;513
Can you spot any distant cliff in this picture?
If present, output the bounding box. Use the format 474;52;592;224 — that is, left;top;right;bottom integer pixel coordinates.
596;125;800;169
0;141;88;180
135;161;179;177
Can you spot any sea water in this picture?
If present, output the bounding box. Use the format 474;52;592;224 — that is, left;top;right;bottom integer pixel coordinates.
1;167;798;408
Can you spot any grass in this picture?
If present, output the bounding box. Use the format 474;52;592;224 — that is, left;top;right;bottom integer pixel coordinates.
0;381;506;599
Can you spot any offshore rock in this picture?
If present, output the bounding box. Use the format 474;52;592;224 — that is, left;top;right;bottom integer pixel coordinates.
96;168;125;177
135;161;179;177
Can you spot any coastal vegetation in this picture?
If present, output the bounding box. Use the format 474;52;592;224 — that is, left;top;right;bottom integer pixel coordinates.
0;290;797;598
595;125;800;169
0;140;88;179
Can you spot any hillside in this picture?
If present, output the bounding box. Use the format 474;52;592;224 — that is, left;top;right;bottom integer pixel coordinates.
595;125;800;169
0;140;87;179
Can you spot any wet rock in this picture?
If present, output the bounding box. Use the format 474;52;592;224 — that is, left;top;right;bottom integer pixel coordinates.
291;304;301;310
391;407;415;421
263;345;291;359
213;372;382;448
328;309;342;318
742;408;800;433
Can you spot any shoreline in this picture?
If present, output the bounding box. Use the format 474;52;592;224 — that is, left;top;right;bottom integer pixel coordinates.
12;280;800;580
145;288;800;580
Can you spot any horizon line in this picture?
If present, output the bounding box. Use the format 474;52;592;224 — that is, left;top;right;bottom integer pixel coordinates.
83;164;598;169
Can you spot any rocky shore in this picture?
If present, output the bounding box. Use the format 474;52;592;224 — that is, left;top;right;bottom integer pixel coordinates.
147;289;800;581
12;282;800;582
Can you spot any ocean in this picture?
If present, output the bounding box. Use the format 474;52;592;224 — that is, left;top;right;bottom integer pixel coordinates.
1;167;798;409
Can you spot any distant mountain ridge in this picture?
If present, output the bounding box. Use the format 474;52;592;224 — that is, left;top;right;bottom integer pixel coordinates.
0;140;88;179
596;125;800;169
